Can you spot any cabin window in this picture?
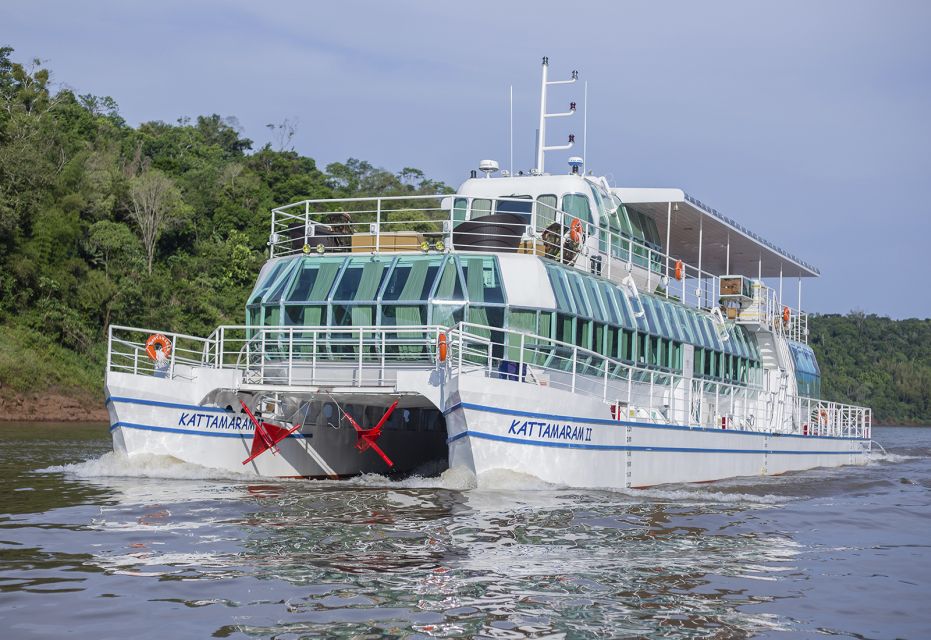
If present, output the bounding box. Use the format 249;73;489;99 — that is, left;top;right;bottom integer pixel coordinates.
453;198;468;223
382;257;442;302
461;256;504;304
562;193;593;226
471;199;492;218
536;194;558;230
496;195;532;223
431;256;465;301
622;330;635;362
567;273;592;319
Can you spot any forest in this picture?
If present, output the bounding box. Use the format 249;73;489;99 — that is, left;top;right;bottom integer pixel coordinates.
0;47;928;424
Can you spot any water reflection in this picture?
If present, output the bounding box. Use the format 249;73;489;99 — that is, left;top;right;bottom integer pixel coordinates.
0;424;927;638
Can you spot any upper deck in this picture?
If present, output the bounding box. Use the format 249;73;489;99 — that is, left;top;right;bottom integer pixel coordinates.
267;172;813;343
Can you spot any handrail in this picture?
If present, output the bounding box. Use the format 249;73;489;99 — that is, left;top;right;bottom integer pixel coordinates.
266;193;767;320
106;322;868;438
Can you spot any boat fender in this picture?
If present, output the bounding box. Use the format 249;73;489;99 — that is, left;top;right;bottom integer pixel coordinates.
782;306;791;326
437;333;448;363
569;218;583;245
145;333;172;361
674;260;684;281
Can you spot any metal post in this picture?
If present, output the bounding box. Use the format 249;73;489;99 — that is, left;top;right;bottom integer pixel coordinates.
725;234;730;274
571;346;578;392
380;329;386;385
519;333;525;383
665;201;672;283
375;198;382;253
312;331;317;383
536;58;548;173
169;333;177;380
696;216;703;308
288;327;293;385
603;356;609;401
304;201;309;252
358;328;364;386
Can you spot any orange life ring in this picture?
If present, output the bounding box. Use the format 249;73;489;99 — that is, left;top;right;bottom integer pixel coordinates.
782;306;791;325
569;218;583;244
674;260;684;281
145;333;172;361
437;333;448;363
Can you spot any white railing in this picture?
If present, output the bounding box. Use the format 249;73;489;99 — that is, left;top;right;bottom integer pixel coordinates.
795;397;871;439
269;194;727;312
107;325;215;381
733;281;809;343
107;322;867;438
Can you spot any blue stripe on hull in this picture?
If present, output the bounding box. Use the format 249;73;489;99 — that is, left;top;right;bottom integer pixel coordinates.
110;421;307;439
446;430;860;455
107;396;233;414
445;401;866;442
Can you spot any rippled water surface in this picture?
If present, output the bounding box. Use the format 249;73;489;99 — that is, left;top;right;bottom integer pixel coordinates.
1;424;929;639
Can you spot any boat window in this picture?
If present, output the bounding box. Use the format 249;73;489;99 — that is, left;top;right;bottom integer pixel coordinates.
382;256;443;302
562;193;593;226
617;205;635;237
331;257;392;301
536;194;558;229
453;198;468;224
588;184;607;223
545;264;575;314
566;272;592;319
460;256;504;304
430;302;464;328
262;260;302;304
508;309;538;334
431;256;465;301
597;281;621;325
471;199;492;218
496;196;533;223
249;260;289;306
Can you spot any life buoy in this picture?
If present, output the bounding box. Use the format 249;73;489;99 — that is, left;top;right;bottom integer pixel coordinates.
569;218;583;245
437;333;448;363
782;306;791;325
674;259;684;281
145;333;172;361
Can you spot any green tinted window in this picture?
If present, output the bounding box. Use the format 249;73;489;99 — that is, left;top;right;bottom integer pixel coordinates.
332;257;391;301
382;256;442;301
432;256;464;301
460;256;504;304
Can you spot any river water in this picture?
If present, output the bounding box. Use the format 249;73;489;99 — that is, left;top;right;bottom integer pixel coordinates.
0;424;928;639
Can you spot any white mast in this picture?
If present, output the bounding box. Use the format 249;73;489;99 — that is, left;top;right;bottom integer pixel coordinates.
534;56;578;174
509;84;513;175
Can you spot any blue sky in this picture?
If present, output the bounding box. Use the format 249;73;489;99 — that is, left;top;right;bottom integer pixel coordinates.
4;1;929;318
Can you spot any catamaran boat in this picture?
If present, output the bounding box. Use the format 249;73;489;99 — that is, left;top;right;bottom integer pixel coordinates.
105;58;872;488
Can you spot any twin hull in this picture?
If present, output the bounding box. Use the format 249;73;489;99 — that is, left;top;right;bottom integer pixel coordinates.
106;367;869;488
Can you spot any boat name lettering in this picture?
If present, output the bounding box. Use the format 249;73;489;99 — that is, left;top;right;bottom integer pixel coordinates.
507;419;592;443
177;412;250;430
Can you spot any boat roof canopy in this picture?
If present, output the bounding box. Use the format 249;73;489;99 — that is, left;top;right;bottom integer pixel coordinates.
613;188;819;278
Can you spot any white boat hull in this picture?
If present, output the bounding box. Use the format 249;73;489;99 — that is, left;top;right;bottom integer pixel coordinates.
445;376;869;489
105;370;446;478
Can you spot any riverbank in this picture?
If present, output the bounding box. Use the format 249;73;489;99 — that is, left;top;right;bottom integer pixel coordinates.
0;389;107;422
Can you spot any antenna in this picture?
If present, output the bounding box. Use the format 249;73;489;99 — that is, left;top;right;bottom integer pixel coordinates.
582;81;588;175
535;56;578;174
509;84;513;175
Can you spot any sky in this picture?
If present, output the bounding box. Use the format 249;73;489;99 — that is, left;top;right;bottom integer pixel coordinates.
3;0;930;318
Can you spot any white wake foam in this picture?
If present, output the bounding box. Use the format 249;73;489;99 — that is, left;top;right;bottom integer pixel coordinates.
40;451;253;481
